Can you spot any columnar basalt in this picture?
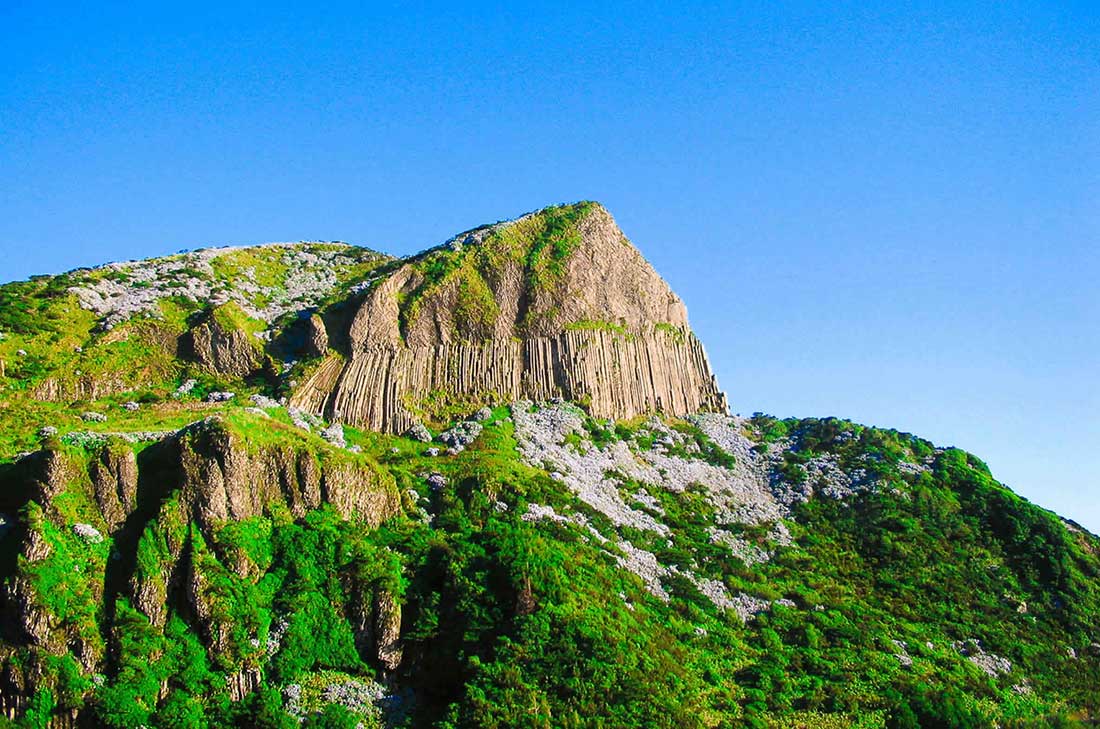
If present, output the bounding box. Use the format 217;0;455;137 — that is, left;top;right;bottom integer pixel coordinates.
291;203;728;430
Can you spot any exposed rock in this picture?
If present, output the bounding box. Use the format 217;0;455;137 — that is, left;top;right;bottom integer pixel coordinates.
174;417;399;529
375;590;403;672
405;422;432;443
36;426;57;440
440;420;483;449
89;443;139;531
72;523;103;543
80;412;107;423
955;639;1013;676
174;378;198;398
67;243;375;330
249;393;281;409
206;391;236;403
320;423;346;448
290;204;727;432
122;401;140;412
473;406;493;421
305;313;329;358
182;307;263;378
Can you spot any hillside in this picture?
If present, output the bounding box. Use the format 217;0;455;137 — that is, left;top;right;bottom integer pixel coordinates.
0;203;1098;728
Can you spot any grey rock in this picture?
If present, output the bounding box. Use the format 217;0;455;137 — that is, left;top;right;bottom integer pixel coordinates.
73;523;104;543
81;412;108;423
405;422;432;443
440;420;483;448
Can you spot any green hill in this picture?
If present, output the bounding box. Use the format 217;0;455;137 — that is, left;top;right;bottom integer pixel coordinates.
0;205;1097;728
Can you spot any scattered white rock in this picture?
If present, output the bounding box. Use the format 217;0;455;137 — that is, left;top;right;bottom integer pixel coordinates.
440;420;483;448
427;473;447;491
473;406;493;421
37;426;58;439
249;393;281;409
206;391;235;403
73;523;104;543
68;244;373;330
122;401;140;411
405;422;432;442
955;639;1012;676
320;423;346;448
81;412;108;423
173;379;198;398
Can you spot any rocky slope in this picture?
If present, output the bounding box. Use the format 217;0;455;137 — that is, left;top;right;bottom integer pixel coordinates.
291;202;727;432
0;203;1097;728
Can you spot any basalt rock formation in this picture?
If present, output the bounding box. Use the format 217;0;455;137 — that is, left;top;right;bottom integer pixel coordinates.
0;416;399;721
291;202;727;432
1;203;1099;727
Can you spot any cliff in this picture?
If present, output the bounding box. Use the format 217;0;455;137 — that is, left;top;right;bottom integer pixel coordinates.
0;414;400;720
291;202;727;431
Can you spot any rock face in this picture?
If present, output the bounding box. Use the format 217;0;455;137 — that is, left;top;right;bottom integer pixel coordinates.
182;304;265;378
291;203;727;431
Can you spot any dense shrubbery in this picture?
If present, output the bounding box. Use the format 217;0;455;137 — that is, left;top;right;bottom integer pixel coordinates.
1;406;1099;727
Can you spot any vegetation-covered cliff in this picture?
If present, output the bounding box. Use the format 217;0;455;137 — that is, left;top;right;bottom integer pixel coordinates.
0;203;1097;727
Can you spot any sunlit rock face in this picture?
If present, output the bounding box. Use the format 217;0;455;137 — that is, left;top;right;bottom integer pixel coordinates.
291;202;727;432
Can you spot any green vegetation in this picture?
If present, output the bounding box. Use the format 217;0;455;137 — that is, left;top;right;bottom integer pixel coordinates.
1;220;1098;727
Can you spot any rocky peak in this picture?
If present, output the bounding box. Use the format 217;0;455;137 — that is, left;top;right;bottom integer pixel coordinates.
293;202;728;431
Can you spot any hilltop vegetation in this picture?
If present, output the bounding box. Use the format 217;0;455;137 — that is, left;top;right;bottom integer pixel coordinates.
0;207;1097;727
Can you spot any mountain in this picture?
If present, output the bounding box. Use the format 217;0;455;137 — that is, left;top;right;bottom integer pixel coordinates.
0;202;1097;728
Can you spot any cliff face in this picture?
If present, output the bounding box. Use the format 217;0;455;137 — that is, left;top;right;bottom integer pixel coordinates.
291;203;727;431
0;416;400;720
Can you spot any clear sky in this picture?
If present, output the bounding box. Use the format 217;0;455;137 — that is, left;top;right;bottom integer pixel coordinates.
1;2;1097;531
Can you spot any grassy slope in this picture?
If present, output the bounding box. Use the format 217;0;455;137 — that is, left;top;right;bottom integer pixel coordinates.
1;236;1098;727
1;404;1097;728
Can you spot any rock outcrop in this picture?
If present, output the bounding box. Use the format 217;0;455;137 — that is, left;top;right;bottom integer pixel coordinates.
291;203;727;431
181;304;266;378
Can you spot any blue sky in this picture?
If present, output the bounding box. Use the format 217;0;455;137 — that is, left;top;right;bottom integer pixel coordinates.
2;1;1097;530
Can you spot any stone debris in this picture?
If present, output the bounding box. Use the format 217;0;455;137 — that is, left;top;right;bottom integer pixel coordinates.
61;429;176;448
68;243;370;330
249;393;281;409
405;422;432;443
122;401;140;411
440;420;483;449
426;473;447;491
206;391;235;403
512;404;787;535
955;639;1013;676
473;406;493;421
319;423;346;448
72;523;104;543
173;379;198;398
37;426;58;439
288;407;322;432
708;528;772;566
81;412;108;423
892;639;914;667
